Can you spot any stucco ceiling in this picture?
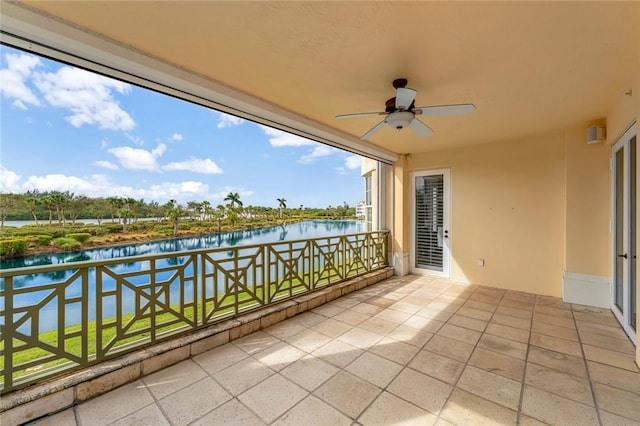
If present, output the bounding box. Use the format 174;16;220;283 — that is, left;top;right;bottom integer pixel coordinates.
15;1;640;155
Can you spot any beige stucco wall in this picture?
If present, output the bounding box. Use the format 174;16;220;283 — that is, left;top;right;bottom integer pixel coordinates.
405;132;566;296
564;120;610;277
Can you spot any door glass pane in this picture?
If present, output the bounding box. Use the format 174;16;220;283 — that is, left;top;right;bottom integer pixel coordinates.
615;148;625;312
415;175;444;271
630;136;636;330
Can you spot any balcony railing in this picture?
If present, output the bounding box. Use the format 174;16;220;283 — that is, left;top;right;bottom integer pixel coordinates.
0;231;388;393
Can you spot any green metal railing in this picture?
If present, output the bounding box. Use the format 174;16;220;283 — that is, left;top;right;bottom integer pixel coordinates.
0;231;388;393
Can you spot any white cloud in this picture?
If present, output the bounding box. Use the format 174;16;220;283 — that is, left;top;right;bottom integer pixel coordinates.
0;166;21;192
147;181;210;199
211;187;254;201
93;160;119;171
298;145;338;164
216;112;245;129
259;125;316;147
125;133;144;146
100;139;110;149
108;143;166;172
171;132;183;141
344;155;362;170
33;66;135;130
336;167;346;175
0;53;42;108
162;158;224;174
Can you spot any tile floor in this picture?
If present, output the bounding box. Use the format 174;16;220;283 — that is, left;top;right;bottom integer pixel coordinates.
30;275;640;426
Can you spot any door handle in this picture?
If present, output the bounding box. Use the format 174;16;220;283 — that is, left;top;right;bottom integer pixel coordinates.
618;253;628;259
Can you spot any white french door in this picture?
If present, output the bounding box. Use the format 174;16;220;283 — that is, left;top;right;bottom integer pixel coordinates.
410;169;451;277
611;122;637;344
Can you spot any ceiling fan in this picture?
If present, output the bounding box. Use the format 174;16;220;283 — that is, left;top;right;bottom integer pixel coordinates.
336;78;476;140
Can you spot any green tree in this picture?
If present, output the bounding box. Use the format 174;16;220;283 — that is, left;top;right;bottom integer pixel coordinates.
277;198;287;220
24;197;41;226
0;193;19;231
224;192;243;209
212;204;225;232
164;200;183;236
68;195;90;225
201;200;212;221
107;197;124;223
42;195;55;225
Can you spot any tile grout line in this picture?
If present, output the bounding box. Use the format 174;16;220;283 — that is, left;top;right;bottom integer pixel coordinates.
571;304;604;426
515;292;538;426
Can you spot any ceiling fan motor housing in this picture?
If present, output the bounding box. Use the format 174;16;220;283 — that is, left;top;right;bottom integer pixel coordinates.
386;111;414;130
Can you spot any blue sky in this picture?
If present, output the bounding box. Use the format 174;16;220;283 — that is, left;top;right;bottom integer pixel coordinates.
0;45;363;209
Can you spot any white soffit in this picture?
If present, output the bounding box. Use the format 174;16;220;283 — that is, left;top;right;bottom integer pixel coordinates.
0;2;398;164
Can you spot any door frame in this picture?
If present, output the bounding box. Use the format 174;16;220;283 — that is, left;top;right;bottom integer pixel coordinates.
409;168;451;278
610;122;637;344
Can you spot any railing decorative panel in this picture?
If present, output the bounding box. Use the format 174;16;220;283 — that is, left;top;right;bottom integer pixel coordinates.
0;231;388;393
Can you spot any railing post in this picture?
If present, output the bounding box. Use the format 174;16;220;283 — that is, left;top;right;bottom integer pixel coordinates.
3;276;14;392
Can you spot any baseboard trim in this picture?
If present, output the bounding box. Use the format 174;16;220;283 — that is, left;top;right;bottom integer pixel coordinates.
563;272;610;308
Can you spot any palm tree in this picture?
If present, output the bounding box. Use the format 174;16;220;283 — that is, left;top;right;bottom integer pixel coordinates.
201;200;211;221
42;195;55;225
277;198;287;220
118;207;133;233
224;192;242;209
24;197;40;226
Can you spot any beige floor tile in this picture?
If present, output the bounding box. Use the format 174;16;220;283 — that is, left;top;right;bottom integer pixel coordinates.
387;324;434;349
448;314;488;332
576;320;630;339
525;362;593;406
311;317;352;338
478;334;528;360
143;359;206;400
314;371;381;418
312;303;347;318
289;311;326;328
280;354;339;391
495;306;532;320
500;299;534;311
389;300;424;314
232;330;281;355
579;331;636;355
485;323;529;344
110;404;170;426
437;323;482;345
587;361;640;394
374;308;413;323
403;314;446;333
427;301;460;314
358;316;400;335
593;383;640;422
368;296;399;308
158;377;231;425
521;385;598;426
600;410;640;426
337;327;384;349
532;313;574;329
415;306;455;322
191;399;265;426
534;305;574;319
527;346;587;378
333;309;371;326
213;356;275;395
368;336;421;365
254;341;307;371
238;374;308;423
330;297;360;309
583;344;640;372
458;306;493;321
283;328;331;353
273;395;351;426
407;351;461;386
358;391;438;425
518;414;547;425
264;320;307;339
31;409;77;426
530;333;582;357
535;296;571;310
311;339;363;368
457;365;522;410
491;313;531;330
76;381;154;426
387;368;452;415
193;343;249;374
464;299;498;313
345;351;403;388
574;311;621;327
436;294;467;306
441;389;517;426
469;347;525;381
350;302;383;315
531;320;579;342
425;335;475;363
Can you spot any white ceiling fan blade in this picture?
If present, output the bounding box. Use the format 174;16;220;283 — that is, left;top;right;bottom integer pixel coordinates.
413;103;476;115
336;112;387;119
360;120;386;140
409;118;434;138
395;88;417;110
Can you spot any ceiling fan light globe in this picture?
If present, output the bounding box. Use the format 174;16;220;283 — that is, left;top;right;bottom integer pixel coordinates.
385;111;414;130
